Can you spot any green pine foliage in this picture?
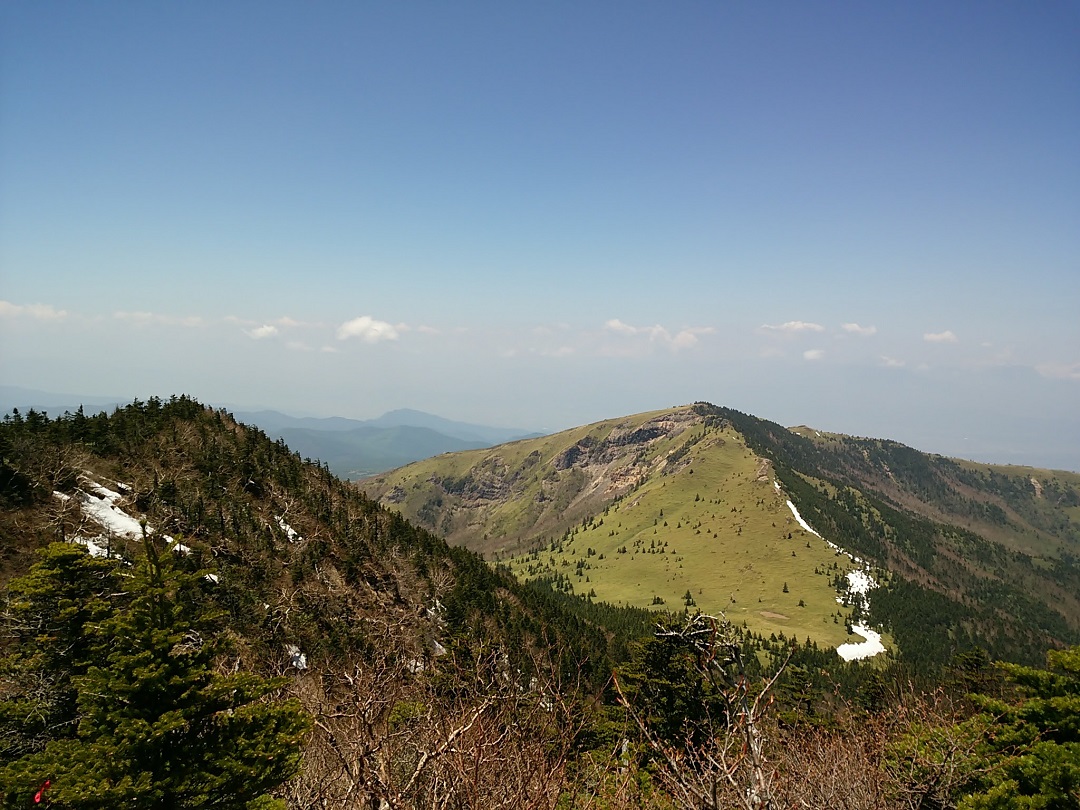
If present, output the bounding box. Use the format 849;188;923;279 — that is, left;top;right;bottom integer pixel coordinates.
0;543;119;765
959;646;1080;808
0;540;310;809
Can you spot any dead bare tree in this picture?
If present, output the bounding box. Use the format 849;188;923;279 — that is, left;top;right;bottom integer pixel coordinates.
614;613;790;810
283;623;583;810
770;721;890;810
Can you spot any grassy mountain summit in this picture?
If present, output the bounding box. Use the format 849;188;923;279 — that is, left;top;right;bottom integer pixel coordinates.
362;402;1080;668
362;406;868;649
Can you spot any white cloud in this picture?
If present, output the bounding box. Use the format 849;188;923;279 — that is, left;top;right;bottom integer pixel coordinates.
115;311;155;325
246;324;279;340
672;327;714;349
880;356;906;368
841;323;877;336
26;303;68;320
0;300;68;320
226;314;310;329
924;330;958;343
603;319;713;351
760;320;825;333
1035;362;1080;381
604;318;637;336
337;315;400;343
320;345;338;353
803;349;825;361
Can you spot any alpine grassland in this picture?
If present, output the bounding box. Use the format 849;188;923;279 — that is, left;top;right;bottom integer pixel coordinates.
365;407;880;649
502;428;871;648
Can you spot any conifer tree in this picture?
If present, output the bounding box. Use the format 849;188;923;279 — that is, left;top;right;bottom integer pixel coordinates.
959;646;1080;809
0;541;310;809
0;544;119;765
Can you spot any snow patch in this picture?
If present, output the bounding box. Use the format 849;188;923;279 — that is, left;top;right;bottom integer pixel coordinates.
73;536;112;558
425;598;446;622
776;481;885;661
89;483;126;505
784;496;865;564
55;481;183;560
784;499;821;538
837;625;886;661
845;569;876;597
76;486;145;539
286;644;307;670
834;562;882;661
276;516;300;542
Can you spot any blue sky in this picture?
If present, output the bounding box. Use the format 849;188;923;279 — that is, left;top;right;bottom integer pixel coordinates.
2;2;1078;469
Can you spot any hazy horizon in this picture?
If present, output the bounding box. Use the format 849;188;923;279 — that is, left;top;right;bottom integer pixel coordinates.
2;3;1077;471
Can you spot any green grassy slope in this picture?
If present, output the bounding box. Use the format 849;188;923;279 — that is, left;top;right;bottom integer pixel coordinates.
364;408;874;649
708;404;1080;666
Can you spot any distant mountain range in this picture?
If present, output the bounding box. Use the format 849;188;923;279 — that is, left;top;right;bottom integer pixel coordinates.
231;409;545;479
0;386;543;479
0;385;131;415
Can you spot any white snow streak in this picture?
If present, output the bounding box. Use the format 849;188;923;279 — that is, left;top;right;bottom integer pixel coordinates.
844;569;876;596
777;481;885;661
73;536;112;558
276;516;300;542
76;486;145;539
286;644;308;670
837;625;886;661
836;570;884;660
785;499;821;537
55;479;195;564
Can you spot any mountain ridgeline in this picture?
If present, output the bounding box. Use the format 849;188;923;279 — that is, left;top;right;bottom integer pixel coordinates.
363;402;1080;669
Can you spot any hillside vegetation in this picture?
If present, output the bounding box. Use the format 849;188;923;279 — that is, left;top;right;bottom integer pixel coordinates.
364;407;870;649
2;398;1079;808
363;402;1080;669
